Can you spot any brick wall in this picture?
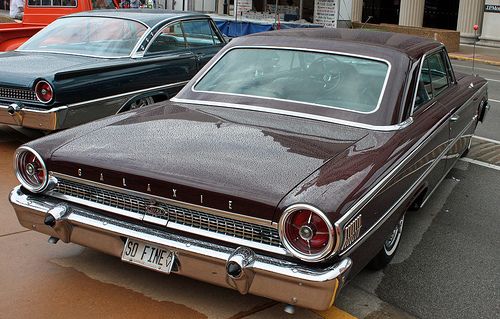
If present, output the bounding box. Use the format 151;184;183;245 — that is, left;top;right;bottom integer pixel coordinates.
352;22;460;53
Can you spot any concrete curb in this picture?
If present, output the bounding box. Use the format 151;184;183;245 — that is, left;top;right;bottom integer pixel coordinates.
448;53;500;66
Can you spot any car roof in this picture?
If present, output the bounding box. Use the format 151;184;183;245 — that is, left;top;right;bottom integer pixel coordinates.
65;9;210;27
244;28;442;60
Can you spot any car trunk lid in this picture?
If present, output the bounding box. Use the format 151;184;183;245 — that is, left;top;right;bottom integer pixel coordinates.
47;102;369;221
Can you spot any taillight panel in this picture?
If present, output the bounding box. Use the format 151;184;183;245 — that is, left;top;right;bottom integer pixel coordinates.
14;146;48;193
34;80;54;103
279;204;335;262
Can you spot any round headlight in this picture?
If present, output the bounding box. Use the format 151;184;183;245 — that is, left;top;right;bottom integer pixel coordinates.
279;204;335;262
34;80;54;103
14;146;48;193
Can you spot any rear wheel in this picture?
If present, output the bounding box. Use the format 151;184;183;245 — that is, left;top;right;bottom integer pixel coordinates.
368;214;405;270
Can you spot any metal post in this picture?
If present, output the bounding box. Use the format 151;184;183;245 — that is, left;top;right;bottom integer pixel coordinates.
234;0;238;22
472;24;479;75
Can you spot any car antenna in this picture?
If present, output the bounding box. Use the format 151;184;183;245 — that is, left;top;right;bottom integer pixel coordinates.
360;16;373;29
472;24;479;76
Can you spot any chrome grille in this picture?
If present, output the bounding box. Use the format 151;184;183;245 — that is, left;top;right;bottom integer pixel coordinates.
54;178;283;248
0;87;37;102
341;214;362;250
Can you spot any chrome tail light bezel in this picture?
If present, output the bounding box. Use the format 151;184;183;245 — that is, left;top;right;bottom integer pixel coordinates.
278;204;336;262
14;146;49;193
34;80;54;104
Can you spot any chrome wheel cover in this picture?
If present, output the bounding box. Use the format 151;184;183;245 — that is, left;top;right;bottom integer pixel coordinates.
383;215;405;256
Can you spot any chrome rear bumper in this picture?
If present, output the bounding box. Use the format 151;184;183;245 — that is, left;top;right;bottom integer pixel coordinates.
9;186;352;310
0;104;68;131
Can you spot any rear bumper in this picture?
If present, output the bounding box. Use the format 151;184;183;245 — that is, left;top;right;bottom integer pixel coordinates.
9;186;352;310
0;103;68;131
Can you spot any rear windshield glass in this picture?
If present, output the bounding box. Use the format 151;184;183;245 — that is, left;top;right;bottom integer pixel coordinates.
194;48;389;113
18;17;147;58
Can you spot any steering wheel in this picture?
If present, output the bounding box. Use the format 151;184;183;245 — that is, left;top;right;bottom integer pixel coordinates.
307;56;343;91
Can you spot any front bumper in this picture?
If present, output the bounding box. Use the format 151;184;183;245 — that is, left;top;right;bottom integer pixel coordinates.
0;103;68;130
9;186;352;310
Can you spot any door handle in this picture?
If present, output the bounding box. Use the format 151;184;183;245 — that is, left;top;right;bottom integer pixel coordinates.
450;114;460;122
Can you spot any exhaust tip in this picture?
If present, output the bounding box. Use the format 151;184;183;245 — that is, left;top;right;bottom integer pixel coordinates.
8;103;22;115
48;236;59;244
44;214;56;227
226;261;242;278
284;304;296;314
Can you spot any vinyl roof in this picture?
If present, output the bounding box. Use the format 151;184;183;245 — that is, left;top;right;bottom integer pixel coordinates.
245;28;443;59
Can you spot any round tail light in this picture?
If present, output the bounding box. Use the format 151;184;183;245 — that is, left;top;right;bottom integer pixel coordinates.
279;204;335;262
35;80;54;103
14;146;48;193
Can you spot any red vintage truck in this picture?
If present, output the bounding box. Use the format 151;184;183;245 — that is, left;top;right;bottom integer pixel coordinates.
0;0;119;51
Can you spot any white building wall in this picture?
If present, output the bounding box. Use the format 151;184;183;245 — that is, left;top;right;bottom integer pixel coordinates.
480;0;500;46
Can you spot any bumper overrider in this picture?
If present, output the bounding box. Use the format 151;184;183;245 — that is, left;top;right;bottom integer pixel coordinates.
0;103;68;131
9;185;352;310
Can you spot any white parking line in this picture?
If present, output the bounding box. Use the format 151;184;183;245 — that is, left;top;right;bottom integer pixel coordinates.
473;135;500;144
453;64;500;74
485;78;500;83
460;157;500;171
489;98;500;104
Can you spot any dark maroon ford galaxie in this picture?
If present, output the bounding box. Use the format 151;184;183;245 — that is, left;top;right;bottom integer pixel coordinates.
9;29;489;310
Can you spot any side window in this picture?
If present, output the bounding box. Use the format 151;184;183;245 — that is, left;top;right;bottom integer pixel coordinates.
414;51;451;111
427;52;449;96
181;20;222;47
146;23;186;54
414;59;433;110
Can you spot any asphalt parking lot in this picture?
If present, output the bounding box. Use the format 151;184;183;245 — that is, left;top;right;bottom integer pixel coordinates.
0;60;498;319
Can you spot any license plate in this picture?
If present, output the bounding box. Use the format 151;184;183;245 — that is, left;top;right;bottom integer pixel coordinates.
121;238;175;274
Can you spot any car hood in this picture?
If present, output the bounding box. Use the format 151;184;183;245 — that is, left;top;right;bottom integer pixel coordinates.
41;102;368;220
0;51;102;88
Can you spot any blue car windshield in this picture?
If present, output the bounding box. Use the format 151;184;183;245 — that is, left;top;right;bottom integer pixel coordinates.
18;16;147;58
194;48;390;114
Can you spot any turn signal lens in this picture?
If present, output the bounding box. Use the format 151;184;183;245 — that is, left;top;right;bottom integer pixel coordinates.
14;146;48;193
35;80;54;103
279;205;335;262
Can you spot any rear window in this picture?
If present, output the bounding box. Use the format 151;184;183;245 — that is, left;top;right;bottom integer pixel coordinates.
194;48;389;114
18;17;147;58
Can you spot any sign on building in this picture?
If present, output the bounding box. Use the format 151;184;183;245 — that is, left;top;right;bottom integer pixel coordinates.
314;0;339;28
484;4;500;13
236;0;253;15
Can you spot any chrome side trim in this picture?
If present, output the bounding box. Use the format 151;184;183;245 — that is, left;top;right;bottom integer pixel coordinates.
339;109;479;256
0;104;68;114
48;172;275;228
68;81;189;108
171;97;414;132
190;45;392;115
335;84;486;249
